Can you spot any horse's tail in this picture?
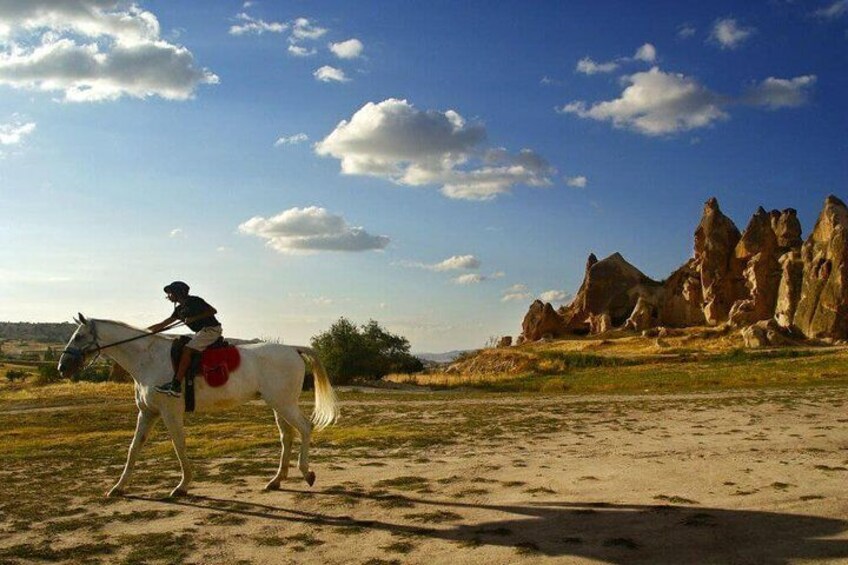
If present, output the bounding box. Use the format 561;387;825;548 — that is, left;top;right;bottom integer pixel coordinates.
295;346;339;431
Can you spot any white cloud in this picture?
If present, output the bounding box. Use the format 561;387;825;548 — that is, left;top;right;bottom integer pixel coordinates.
168;228;183;238
745;75;817;109
313;65;348;83
229;12;286;35
501;284;531;302
274;133;309;146
0;0;160;43
814;0;848;19
397;254;481;271
565;175;587;188
0;119;35;145
238;206;389;254
0;1;217;102
539;290;570;303
315;98;553;200
559;67;728;135
633;43;657;63
329;38;364;59
435;255;481;271
288;45;316;57
291;18;327;42
677;24;696;39
577;44;656;76
561;67;815;136
453;274;484;285
454;271;503;285
709;18;755;50
576;57;618;75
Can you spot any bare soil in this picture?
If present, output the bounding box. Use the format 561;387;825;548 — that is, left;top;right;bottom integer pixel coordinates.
1;385;846;564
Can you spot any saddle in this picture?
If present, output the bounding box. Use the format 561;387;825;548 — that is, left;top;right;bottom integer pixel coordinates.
171;337;242;412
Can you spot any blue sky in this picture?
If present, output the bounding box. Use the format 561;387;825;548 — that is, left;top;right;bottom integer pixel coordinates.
0;0;846;351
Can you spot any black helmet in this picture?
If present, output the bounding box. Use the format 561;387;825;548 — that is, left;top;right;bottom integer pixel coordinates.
164;281;190;296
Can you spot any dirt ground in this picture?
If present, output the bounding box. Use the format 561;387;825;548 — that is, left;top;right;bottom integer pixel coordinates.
1;386;847;564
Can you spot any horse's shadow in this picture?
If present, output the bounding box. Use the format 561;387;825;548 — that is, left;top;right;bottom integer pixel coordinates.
129;487;848;564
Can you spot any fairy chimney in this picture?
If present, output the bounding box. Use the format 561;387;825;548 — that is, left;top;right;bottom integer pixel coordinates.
694;197;744;324
794;195;848;338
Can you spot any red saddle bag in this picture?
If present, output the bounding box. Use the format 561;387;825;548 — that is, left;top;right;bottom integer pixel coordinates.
200;346;241;387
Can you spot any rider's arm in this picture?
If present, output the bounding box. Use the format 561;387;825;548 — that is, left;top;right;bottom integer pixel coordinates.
148;315;178;333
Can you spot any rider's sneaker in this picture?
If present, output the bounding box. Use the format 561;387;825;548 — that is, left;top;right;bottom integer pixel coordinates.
155;379;182;397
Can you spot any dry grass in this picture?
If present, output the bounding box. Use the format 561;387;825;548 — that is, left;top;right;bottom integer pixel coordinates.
387;329;848;394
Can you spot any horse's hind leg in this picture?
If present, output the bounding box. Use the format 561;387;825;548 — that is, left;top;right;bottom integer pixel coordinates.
108;410;158;497
277;403;315;486
265;412;295;491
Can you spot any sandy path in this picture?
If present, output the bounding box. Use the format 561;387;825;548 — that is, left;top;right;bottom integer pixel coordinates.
2;386;846;564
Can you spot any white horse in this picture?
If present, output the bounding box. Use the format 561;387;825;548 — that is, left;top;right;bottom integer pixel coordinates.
57;314;338;498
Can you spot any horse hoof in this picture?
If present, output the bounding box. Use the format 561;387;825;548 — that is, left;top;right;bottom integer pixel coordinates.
305;471;316;487
169;488;188;498
264;482;281;492
106;488;124;498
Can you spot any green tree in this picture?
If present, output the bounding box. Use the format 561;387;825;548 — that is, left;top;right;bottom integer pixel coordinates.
311;318;423;384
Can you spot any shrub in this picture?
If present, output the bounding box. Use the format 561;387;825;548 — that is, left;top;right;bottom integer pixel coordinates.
311;318;424;384
5;369;30;382
34;364;61;385
73;365;112;383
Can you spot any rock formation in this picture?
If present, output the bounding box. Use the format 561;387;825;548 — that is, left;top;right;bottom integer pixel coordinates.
740;319;795;348
517;195;848;345
559;252;662;335
659;259;706;327
793;195;848;338
775;250;803;327
694;198;744;324
623;295;656;332
520;300;567;342
728;207;783;326
771;208;803;251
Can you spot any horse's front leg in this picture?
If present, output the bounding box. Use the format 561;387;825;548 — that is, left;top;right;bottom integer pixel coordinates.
160;408;192;497
108;410;159;497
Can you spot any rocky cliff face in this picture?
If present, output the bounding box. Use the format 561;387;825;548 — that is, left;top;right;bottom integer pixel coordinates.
793;195;848;338
694;197;744;324
518;195;848;344
728;207;782;327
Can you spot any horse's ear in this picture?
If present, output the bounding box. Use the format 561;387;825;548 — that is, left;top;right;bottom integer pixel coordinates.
78;313;87;324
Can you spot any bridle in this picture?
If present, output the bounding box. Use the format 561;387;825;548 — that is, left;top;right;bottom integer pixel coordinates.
62;319;185;373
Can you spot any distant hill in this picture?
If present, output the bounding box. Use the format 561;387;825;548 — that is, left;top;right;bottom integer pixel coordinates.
415;350;473;364
0;322;76;343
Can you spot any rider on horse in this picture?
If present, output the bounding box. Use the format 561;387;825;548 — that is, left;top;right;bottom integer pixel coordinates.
149;281;222;397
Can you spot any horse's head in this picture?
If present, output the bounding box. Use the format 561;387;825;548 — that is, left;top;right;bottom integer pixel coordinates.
58;313;99;379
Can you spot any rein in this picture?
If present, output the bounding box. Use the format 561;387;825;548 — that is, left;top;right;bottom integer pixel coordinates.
62;320;185;371
94;321;185;352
